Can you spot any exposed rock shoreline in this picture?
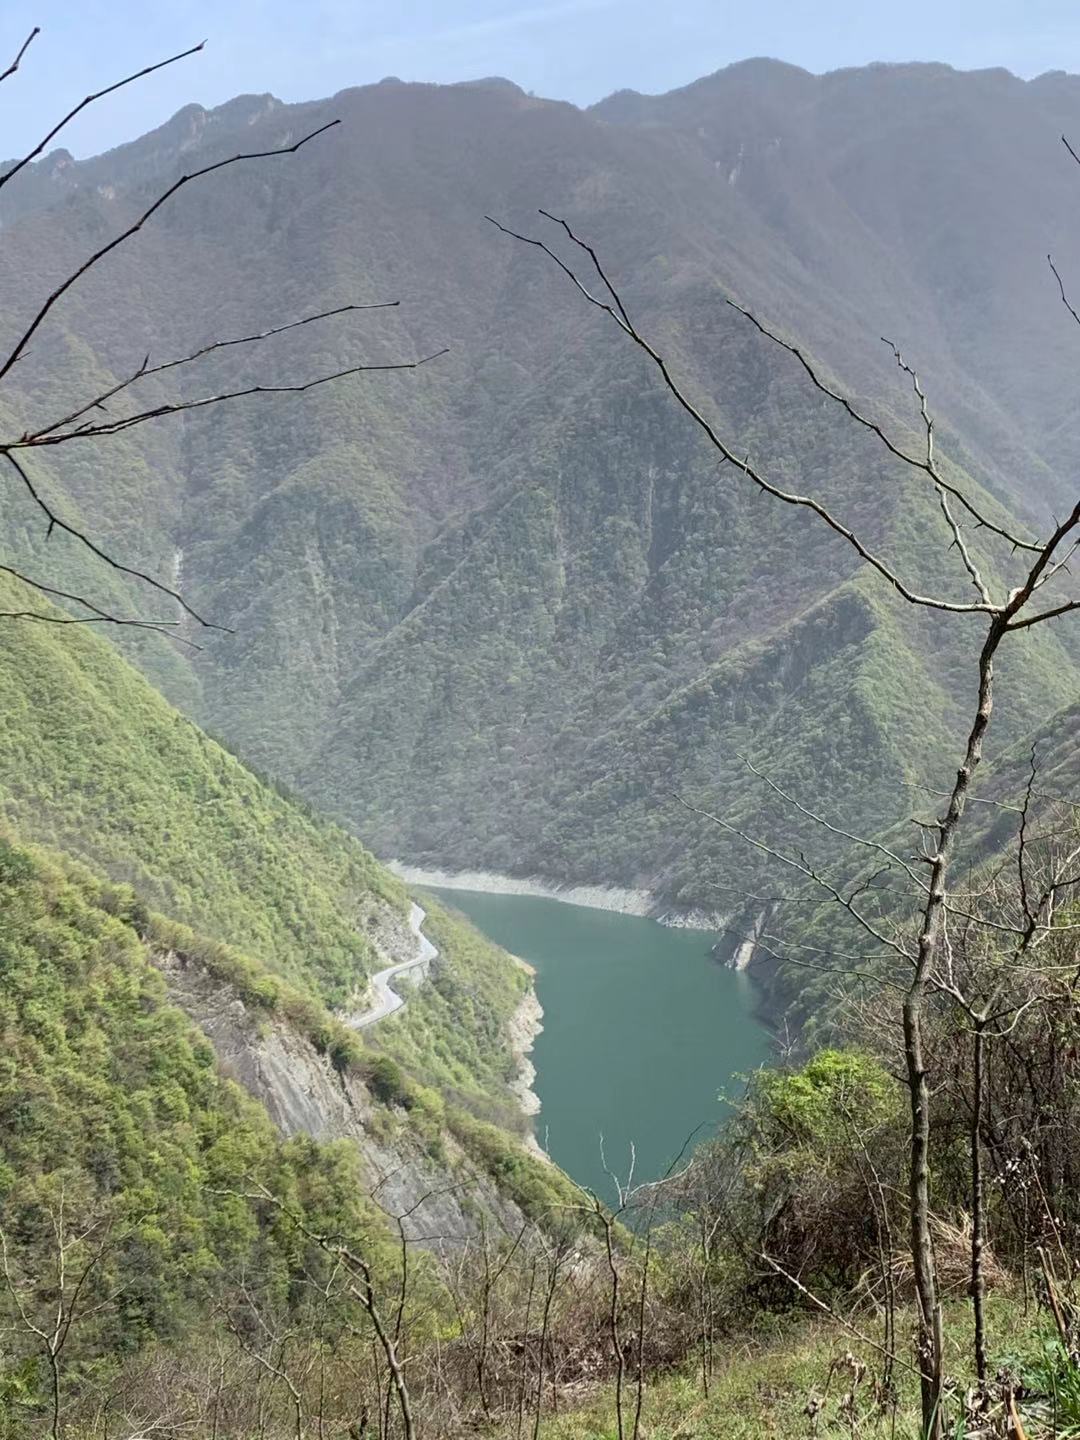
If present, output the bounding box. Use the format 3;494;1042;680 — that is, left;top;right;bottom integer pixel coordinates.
507;986;543;1118
387;861;727;932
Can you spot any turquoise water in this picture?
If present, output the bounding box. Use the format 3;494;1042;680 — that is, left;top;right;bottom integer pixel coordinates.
424;888;769;1204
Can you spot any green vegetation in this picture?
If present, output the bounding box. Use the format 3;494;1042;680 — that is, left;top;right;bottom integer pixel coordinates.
0;571;554;1144
374;899;528;1126
5;52;1080;1440
0;831;574;1434
528;1299;1048;1439
0;834;400;1365
445;1108;582;1221
0;570;404;1007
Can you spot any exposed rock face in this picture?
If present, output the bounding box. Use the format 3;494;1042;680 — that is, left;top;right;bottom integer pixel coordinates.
156;949;529;1243
710;906;771;971
728;904;777;973
731;908;769;971
389;863;657;915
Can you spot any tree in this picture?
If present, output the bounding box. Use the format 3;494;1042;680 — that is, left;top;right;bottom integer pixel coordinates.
0;1187;123;1440
490;184;1080;1435
0;25;443;640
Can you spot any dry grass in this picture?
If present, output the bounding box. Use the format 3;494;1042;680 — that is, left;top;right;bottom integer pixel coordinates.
526;1295;1052;1440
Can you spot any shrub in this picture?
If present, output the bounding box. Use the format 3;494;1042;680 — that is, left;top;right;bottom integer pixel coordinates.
363;1055;414;1109
733;1050;905;1293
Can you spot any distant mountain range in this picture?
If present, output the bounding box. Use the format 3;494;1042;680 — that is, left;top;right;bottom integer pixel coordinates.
3;57;1080;917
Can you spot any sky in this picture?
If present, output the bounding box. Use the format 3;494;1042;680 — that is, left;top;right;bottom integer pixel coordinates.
4;0;1080;160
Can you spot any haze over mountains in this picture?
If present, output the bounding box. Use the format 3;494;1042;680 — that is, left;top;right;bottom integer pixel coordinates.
3;55;1080;922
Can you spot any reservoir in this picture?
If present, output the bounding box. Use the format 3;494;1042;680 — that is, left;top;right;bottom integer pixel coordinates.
423;888;770;1203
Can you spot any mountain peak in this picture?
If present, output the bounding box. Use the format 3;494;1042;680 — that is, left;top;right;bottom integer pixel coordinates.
451;76;524;95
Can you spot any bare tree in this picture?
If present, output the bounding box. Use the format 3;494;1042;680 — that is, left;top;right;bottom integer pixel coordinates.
0;26;444;640
221;1277;313;1440
489;174;1080;1434
0;1190;125;1439
921;775;1080;1387
217;1180;416;1440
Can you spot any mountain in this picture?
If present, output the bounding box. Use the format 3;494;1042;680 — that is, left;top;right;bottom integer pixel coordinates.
2;58;1080;920
4;55;1080;1438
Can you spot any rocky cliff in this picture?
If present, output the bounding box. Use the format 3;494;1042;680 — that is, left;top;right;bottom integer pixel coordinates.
158;944;539;1242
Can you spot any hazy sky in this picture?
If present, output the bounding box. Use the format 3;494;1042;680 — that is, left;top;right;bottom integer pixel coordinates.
4;1;1080;159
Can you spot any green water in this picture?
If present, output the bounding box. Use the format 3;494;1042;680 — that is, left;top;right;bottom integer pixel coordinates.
424;888;769;1204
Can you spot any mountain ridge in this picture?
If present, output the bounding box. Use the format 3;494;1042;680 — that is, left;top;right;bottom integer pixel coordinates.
2;56;1079;920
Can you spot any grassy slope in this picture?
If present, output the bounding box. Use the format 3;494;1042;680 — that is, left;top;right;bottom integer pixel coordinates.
0;834;396;1350
0;567;400;1007
0;829;577;1416
531;1298;1052;1439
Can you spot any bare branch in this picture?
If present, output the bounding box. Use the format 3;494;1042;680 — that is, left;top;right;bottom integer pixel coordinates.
27;300;404;442
752;933;910;994
1030;536;1080;595
0;25;38;85
759;1251;930;1381
673;790;914;962
728;299;1034;558
1017;744;1038;927
3;450;225;631
537;207;635;328
1001;498;1080;628
0;118;342;382
0;563;196;646
1005;594;1080;630
0;41;206;193
741;754;929;893
488;212;1001;615
20;349;449;447
1048;252;1080;330
882;336;993;601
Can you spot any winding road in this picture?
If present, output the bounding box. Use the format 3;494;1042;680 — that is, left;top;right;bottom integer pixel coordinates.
348;902;437;1029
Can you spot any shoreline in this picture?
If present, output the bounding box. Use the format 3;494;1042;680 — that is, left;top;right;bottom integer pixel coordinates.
344;902;553;1143
506;982;549;1161
387;861;728;933
389;867;777;1148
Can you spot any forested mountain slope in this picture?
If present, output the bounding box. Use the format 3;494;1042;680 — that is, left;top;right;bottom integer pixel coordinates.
0;822;588;1433
0;568;560;1221
3;59;1080;909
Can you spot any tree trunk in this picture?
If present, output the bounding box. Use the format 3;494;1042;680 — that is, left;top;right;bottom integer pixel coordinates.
906;621;1000;1437
971;1016;988;1385
903;997;944;1437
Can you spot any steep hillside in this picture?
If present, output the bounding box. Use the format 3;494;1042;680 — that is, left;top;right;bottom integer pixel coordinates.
0;567;559;1218
2;61;1080;908
0;588;405;1009
0;830;583;1434
0;835;397;1357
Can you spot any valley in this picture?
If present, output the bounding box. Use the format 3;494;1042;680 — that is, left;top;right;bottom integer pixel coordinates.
3;24;1080;1436
5;59;1080;926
